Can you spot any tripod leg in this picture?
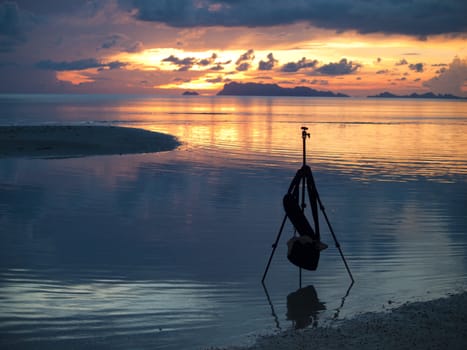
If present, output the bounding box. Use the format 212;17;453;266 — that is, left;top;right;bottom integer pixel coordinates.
304;167;354;282
262;213;288;283
317;195;355;283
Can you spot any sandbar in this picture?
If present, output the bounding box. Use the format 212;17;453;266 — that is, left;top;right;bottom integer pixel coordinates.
222;291;467;350
0;125;180;158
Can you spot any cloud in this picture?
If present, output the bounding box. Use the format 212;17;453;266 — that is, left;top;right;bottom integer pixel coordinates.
120;0;467;36
409;62;424;73
258;53;277;71
235;49;254;71
106;61;127;70
0;1;36;52
314;58;361;75
12;0;96;15
125;40;143;53
236;62;250;72
235;49;254;65
310;79;328;85
101;33;126;49
0;63;73;92
424;56;467;96
205;75;224;83
210;63;224;71
0;61;18;68
162;54;197;71
396;58;408;66
100;33;144;53
35;58;127;71
198;53;217;66
162;53;218;71
100;33;142;52
281;57;318;72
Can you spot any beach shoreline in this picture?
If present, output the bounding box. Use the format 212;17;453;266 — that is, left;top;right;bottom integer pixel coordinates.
219;291;467;350
0;125;180;158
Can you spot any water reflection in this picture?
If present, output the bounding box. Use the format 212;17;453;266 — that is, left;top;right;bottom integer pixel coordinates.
0;268;235;350
182;118;467;180
286;285;326;329
1;96;467;349
2;96;466;181
131;98;467;181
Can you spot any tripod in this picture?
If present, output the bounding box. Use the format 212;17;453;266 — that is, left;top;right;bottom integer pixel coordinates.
261;127;354;284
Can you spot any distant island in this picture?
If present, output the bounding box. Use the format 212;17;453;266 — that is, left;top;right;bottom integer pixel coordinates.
217;82;349;97
182;91;199;96
368;91;467;100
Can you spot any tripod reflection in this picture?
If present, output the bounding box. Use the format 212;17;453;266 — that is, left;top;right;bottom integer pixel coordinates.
286;285;326;329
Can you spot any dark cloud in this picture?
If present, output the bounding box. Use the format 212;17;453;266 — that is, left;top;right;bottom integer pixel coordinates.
235;62;250;72
258;53;277;71
35;58;126;71
0;64;72;92
409;62;424;72
235;49;254;71
376;69;389;74
120;0;467;36
13;0;92;15
235;49;254;65
98;34;144;53
101;34;126;49
210;63;224;71
198;53;217;66
0;1;36;52
301;78;328;86
162;53;218;71
314;58;361;75
310;79;328;85
281;57;318;72
107;61;127;70
162;54;197;71
205;76;224;83
396;59;408;66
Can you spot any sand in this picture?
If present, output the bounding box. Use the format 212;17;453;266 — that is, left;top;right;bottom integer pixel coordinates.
219;292;467;350
0;125;180;158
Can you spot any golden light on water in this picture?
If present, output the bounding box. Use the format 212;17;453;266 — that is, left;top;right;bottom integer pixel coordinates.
133;97;467;179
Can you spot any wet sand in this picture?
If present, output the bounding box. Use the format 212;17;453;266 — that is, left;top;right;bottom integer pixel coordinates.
0;125;180;158
221;292;467;350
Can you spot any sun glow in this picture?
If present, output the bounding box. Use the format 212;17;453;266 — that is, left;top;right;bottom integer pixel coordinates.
101;28;467;96
114;48;251;72
159;79;223;92
56;70;97;85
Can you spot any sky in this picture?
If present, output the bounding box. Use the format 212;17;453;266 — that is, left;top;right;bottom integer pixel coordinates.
0;0;466;96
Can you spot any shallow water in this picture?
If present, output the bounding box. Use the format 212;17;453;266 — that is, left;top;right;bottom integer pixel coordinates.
0;95;466;349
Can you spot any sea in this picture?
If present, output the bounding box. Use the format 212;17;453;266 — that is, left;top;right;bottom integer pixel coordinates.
0;94;466;349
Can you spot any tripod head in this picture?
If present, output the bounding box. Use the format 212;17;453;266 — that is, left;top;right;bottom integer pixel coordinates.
301;126;310;166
